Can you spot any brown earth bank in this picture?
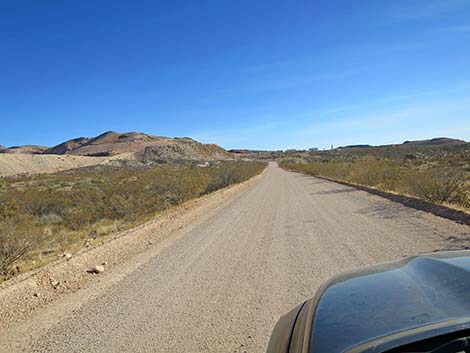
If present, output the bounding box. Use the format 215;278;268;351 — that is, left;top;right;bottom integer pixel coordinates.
0;154;107;177
0;163;469;352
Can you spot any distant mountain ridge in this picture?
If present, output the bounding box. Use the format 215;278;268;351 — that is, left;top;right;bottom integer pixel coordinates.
401;137;466;147
225;137;468;161
339;137;466;150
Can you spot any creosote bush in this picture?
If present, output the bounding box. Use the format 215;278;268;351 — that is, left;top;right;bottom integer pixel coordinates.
0;214;35;276
405;168;466;204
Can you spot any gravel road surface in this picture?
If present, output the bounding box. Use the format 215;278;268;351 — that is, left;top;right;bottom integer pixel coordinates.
1;162;469;352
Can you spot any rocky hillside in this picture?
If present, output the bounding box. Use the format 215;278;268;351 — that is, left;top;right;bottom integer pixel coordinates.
1;131;233;160
45;132;155;156
42;131;234;160
140;140;231;161
45;137;91;155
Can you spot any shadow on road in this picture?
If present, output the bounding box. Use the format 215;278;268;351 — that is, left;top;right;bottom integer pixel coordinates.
355;202;422;220
311;188;356;195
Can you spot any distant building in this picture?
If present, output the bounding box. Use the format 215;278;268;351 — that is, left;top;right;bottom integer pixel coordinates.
309;148;318;152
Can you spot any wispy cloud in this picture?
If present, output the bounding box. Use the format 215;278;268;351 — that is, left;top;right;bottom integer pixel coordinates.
244;70;359;93
237;60;294;75
444;25;470;32
190;120;284;149
389;0;470;22
194;69;361;104
188;86;470;150
309;84;470;117
289;95;470;149
298;107;434;138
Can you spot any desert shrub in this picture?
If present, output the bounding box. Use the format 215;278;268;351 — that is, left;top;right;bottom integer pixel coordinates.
0;213;37;275
405;168;467;204
38;213;63;225
315;161;352;180
204;161;262;193
349;157;402;189
454;188;470;208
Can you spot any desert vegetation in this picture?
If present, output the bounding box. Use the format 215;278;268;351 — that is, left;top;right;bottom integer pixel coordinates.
280;143;470;211
0;161;266;280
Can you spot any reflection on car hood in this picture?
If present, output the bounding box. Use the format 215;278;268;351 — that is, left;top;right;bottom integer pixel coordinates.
310;251;470;353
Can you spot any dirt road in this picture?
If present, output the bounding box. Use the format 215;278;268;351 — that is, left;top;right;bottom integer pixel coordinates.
1;162;469;352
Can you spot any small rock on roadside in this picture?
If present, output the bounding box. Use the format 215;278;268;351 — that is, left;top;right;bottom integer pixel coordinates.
62;252;72;260
86;265;105;274
50;279;60;289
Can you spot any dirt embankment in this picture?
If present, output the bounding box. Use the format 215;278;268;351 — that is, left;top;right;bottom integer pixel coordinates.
0;154;107;177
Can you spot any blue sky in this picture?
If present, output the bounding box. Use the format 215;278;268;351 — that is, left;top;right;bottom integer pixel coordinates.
1;0;469;150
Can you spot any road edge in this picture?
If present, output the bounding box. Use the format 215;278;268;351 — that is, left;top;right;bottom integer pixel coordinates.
282;167;470;226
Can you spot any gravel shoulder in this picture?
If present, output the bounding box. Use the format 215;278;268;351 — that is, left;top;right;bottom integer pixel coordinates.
0;162;469;352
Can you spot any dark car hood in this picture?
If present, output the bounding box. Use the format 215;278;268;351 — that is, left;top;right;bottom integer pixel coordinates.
310;251;470;353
